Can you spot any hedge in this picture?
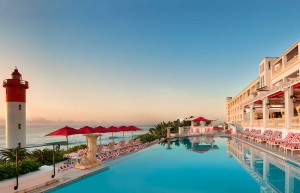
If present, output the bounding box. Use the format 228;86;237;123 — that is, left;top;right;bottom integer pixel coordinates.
135;133;160;143
0;159;42;181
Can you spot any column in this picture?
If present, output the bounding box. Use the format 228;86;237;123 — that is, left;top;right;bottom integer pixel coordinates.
242;107;245;126
262;98;269;131
285;162;294;193
262;153;269;180
250;147;254;169
284;88;293;130
167;127;171;139
250;103;254;129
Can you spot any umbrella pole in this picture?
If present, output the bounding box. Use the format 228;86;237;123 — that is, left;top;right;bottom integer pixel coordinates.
66;136;69;151
99;135;101;145
112;133;114;143
123;131;124;141
131;131;133;139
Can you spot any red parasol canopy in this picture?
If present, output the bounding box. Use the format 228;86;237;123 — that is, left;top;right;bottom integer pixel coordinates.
127;125;142;131
118;126;128;131
193;116;209;122
106;126;120;132
45;125;80;150
45;125;80;137
94;126;107;133
78;126;96;134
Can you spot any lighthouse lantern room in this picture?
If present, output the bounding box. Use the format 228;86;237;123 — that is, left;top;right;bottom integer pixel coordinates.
3;68;29;149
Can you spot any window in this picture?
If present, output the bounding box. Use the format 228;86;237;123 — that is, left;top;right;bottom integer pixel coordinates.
268;61;271;70
19;104;21;110
18;124;21;130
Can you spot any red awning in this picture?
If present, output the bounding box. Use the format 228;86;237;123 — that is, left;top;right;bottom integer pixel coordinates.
268;91;284;98
292;83;300;89
254;100;262;104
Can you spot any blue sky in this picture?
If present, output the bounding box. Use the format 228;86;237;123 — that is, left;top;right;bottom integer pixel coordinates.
0;0;300;125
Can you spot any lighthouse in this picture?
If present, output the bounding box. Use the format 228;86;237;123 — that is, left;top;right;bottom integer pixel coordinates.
3;68;29;149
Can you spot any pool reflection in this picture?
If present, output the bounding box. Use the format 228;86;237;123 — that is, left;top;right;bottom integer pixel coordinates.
227;138;300;193
160;136;219;154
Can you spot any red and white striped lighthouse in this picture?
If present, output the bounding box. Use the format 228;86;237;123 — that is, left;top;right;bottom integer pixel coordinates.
3;68;29;149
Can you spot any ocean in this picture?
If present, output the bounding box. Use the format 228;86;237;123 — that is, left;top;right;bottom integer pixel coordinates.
0;125;150;150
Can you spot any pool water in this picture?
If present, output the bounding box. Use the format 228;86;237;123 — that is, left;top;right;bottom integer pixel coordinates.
48;137;299;193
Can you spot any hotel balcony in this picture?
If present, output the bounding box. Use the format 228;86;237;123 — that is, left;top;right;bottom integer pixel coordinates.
253;119;262;127
266;118;285;128
243;121;250;127
272;60;283;77
291;117;300;130
285;54;299;68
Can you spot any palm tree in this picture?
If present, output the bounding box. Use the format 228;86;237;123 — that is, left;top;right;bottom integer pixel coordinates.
0;148;28;162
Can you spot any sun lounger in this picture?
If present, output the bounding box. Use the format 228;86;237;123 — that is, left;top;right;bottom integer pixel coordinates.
251;130;272;141
256;130;282;144
237;128;249;137
279;133;300;154
58;164;74;172
267;132;295;147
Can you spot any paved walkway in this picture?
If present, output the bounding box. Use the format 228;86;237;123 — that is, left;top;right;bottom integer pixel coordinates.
233;135;300;166
28;161;109;193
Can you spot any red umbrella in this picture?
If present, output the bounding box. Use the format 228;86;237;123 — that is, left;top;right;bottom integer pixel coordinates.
45;125;80;150
193;116;209;122
118;126;128;141
78;126;96;134
94;126;107;144
193;116;215;134
106;126;120;142
127;125;142;139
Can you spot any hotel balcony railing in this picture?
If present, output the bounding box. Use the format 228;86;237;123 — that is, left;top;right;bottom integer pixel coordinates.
285;54;299;68
243;121;250;127
253;119;263;127
291;117;300;130
272;66;283;77
267;118;285;128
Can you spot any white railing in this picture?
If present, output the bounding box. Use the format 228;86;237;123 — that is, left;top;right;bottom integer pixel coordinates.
285;54;299;68
291;117;300;130
253;119;263;127
267;118;285;128
272;65;283;77
243;121;250;127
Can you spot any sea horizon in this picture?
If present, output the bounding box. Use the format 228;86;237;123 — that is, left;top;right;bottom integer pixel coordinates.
0;124;150;149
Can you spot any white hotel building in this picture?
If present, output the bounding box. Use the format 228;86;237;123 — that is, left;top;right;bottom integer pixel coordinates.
226;41;300;135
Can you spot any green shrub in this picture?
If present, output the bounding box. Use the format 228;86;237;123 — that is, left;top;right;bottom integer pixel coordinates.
136;133;160;143
30;149;65;165
0;159;42;181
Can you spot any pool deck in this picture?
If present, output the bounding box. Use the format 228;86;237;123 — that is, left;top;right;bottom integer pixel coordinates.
27;162;109;193
233;135;300;166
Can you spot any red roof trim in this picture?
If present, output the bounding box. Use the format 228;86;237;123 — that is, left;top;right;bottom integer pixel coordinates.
268;91;284;98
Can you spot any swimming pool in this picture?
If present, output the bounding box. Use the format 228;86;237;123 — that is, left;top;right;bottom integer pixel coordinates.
48;137;300;193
